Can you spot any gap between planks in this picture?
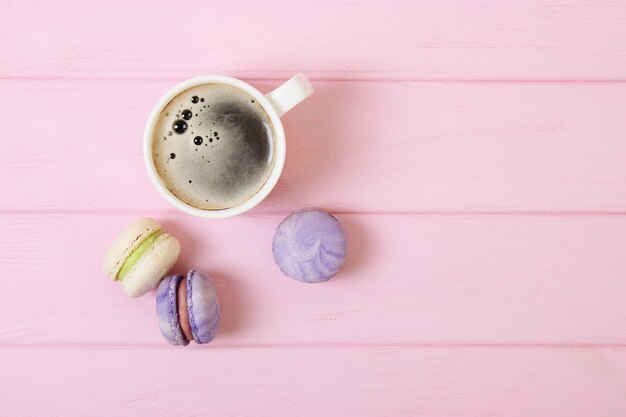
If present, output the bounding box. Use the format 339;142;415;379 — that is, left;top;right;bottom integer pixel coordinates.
4;209;626;217
1;342;626;350
3;75;626;83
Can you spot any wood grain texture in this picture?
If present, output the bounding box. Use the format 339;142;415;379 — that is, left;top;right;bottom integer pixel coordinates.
1;1;626;80
2;80;626;212
2;213;625;346
1;347;625;417
2;0;626;415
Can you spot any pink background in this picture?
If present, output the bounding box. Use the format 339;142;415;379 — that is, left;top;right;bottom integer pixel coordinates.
1;1;626;416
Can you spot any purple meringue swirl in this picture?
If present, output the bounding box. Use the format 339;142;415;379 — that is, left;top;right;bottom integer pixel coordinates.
272;210;348;283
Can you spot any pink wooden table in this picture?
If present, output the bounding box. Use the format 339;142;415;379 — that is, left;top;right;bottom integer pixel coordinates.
2;1;626;416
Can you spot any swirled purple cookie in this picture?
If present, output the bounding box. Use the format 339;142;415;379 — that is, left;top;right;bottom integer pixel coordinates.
272;210;347;283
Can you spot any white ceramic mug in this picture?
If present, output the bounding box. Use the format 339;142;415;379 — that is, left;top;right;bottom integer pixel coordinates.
143;74;314;218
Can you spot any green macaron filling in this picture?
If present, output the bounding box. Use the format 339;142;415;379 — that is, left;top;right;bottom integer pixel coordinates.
116;230;164;281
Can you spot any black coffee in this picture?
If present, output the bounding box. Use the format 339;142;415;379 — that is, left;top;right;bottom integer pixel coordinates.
151;84;275;210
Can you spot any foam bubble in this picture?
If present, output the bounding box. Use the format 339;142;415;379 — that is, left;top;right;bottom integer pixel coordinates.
172;120;187;134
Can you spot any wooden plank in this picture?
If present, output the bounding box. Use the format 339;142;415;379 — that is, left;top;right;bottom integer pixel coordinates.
1;346;625;416
1;213;625;345
2;80;626;212
1;1;626;80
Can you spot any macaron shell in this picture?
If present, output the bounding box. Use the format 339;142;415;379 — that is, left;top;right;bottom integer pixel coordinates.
121;233;180;297
187;270;221;344
156;274;189;346
102;217;161;279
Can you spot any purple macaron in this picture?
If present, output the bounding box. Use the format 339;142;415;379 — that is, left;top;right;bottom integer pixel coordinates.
156;270;221;346
272;209;348;283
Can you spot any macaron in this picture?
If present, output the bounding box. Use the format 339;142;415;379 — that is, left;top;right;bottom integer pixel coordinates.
272;209;348;283
156;270;221;346
103;217;180;297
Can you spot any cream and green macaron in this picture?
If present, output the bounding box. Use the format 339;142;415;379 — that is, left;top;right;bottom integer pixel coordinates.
103;217;180;297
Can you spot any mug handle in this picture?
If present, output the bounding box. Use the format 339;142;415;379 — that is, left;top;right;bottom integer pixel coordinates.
265;73;314;117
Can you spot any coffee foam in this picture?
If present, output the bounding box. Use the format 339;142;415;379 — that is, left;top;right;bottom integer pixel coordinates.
151;84;276;210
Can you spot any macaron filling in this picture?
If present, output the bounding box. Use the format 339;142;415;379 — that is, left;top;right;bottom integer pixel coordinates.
177;275;193;342
186;271;200;343
116;230;163;281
